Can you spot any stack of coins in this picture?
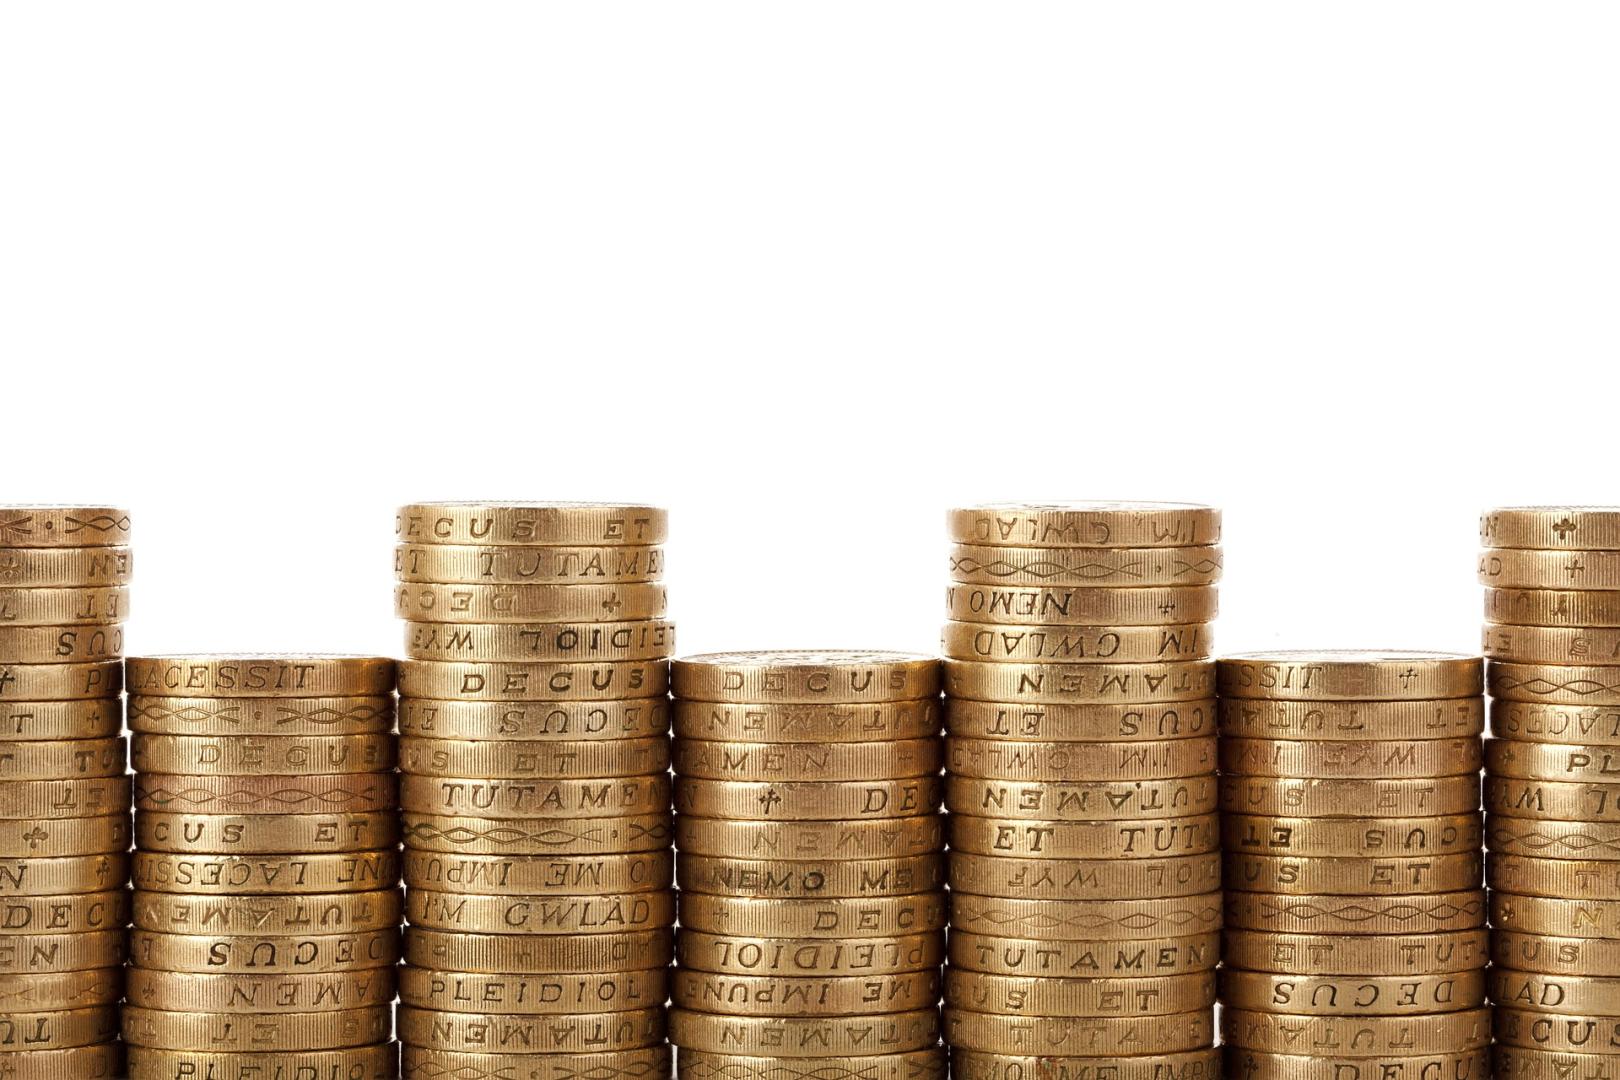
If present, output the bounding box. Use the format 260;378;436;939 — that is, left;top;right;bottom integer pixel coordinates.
668;650;946;1080
392;502;674;1080
126;655;401;1080
1480;506;1620;1072
940;502;1222;1076
1218;650;1490;1078
0;505;131;1077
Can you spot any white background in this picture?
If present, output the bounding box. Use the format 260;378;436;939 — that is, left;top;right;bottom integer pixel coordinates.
2;4;1615;661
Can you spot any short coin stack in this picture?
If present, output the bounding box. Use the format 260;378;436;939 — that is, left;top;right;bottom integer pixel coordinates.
668;650;947;1080
940;503;1222;1076
1218;650;1490;1078
0;505;131;1076
126;654;401;1080
392;502;674;1080
1480;506;1620;1071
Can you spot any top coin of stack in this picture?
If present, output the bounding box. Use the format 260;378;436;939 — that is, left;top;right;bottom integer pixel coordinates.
0;505;131;1079
667;650;947;1080
392;502;675;1080
1479;506;1620;1069
940;503;1222;1077
1217;650;1490;1078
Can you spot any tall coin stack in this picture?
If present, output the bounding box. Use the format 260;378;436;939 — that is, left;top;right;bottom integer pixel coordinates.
940;502;1222;1077
392;502;675;1080
0;505;131;1078
1218;651;1490;1079
668;650;947;1080
126;654;401;1080
1480;506;1620;1073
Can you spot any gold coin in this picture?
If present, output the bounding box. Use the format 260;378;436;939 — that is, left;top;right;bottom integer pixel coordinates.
1483;506;1620;549
1494;971;1620;1017
1482;549;1620;591
129;1046;397;1080
400;736;668;779
405;889;674;934
0;1043;124;1080
126;654;393;697
945;661;1215;704
0;545;132;586
1219;775;1481;817
1493;931;1620;976
0;1005;117;1050
131;732;394;775
948;544;1222;588
400;775;668;818
671;970;939;1017
132;850;401;894
947;930;1219;977
0;506;129;547
123;1005;391;1051
1220;736;1482;779
398;659;668;702
396;543;665;584
949;852;1221;900
672;651;940;704
1492;662;1620;705
0;735;124;778
1488;818;1620;861
400;1005;665;1053
672;815;944;859
0;660;121;699
1217;696;1485;741
1223;813;1483;857
1225;890;1486;934
673;737;941;782
405;619;675;662
946;736;1216;781
948;814;1219;859
403;1048;666;1080
0;968;122;1010
1222;1006;1489;1056
679;1050;940;1080
0;624;123;664
1487;625;1620;665
0;698;122;740
944;776;1216;820
670;1008;937;1057
1496;1006;1620;1052
677;894;946;938
952;1050;1215;1080
1218;651;1482;701
132;888;401;934
947;502;1221;548
0;889;127;933
403;851;672;895
0;776;129;818
134;811;400;854
1225;853;1482;896
135;773;397;814
128;695;394;736
396;502;667;546
1490;1048;1620;1080
1218;970;1485;1015
0;853;129;896
400;965;666;1014
676;853;944;898
400;696;668;741
402;812;671;855
0;929;123;973
395;582;668;623
1493;894;1620;939
0;587;127;626
673;698;941;743
674;777;941;821
0;814;128;857
944;1007;1210;1055
1489;777;1620;821
945;969;1215;1017
1492;700;1620;745
942;621;1213;664
945;698;1214;741
403;928;672;974
1223;929;1489;976
125;968;396;1011
1489;853;1620;899
949;893;1222;941
944;584;1219;627
1220;1050;1490;1079
130;928;400;973
1487;588;1620;627
1488;738;1620;782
